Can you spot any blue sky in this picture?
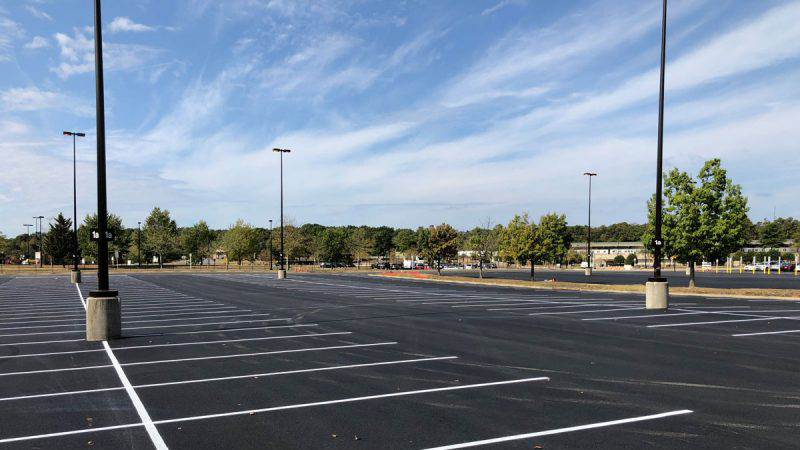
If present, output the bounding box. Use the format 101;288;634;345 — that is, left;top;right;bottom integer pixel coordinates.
1;0;799;235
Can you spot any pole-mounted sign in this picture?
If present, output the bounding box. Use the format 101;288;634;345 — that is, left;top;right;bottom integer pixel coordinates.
89;229;115;242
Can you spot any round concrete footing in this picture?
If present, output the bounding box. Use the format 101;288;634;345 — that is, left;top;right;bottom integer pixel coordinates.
584;268;592;276
86;295;121;341
70;270;81;284
277;269;287;279
646;281;669;310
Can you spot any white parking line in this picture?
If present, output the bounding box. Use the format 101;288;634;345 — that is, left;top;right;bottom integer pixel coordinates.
529;307;642;316
0;342;398;377
648;316;800;328
1;332;353;359
420;409;693;450
582;312;709;321
733;329;800;337
0;356;458;402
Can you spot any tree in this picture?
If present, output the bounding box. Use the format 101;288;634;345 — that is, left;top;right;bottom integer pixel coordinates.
537;213;571;266
625;253;637;266
221;219;260;265
467;220;499;279
349;227;374;268
422;223;458;275
612;255;626;266
319;227;350;264
760;220;785;249
43;213;74;266
499;213;548;281
643;159;749;287
77;213;128;263
372;226;395;260
180;221;214;265
143;207;178;268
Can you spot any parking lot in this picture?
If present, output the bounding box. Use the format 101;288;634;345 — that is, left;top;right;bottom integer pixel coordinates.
438;268;800;289
0;272;797;449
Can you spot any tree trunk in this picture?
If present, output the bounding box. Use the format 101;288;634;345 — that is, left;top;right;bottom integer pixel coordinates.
688;260;696;288
478;261;483;279
530;260;535;281
159;253;163;269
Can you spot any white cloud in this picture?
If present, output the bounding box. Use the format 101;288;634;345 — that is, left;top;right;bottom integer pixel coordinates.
481;0;526;17
51;29;164;78
0;119;30;135
109;17;155;33
24;36;49;49
0;16;24;62
0;86;94;115
25;5;52;21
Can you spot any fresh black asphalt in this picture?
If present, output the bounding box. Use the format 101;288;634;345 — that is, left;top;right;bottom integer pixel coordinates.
0;272;798;449
438;268;800;289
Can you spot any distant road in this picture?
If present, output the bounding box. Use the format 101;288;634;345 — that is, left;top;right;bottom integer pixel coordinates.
437;268;800;289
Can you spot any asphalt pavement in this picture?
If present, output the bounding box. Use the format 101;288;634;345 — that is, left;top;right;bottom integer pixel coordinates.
437;268;800;289
0;272;798;449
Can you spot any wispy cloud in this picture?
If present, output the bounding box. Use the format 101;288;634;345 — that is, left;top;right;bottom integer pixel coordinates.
23;36;49;49
0;16;24;62
51;28;164;78
25;5;52;21
0;86;93;115
108;17;155;33
481;0;526;17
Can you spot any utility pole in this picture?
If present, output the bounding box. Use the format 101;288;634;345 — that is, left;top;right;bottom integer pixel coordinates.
646;0;670;310
23;223;33;262
137;221;142;268
268;219;273;271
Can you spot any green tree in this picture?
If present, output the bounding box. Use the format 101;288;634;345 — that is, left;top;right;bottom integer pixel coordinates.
759;220;785;249
393;229;416;256
319;227;351;264
625;253;637;266
422;223;458;275
77;213;128;263
43;213;74;266
643;159;749;287
537;213;571;266
180;221;214;265
372;226;395;260
467;220;499;279
349;227;374;268
143;207;178;268
499;213;545;281
612;255;626;266
221;219;260;265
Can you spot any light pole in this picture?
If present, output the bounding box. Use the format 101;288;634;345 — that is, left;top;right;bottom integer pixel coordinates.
64;131;85;282
33;216;44;267
23;223;33;262
273;148;290;279
137;221;142;268
86;0;121;341
583;173;596;276
268;219;273;271
646;0;670;310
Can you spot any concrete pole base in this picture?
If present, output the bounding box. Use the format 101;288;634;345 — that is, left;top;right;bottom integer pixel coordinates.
70;270;81;284
86;294;121;341
646;281;669;310
584;268;592;276
277;269;287;279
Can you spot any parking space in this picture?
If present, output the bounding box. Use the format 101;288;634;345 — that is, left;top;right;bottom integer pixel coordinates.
0;273;797;449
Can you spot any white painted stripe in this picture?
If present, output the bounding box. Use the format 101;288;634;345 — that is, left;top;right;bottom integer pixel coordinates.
582;312;709;321
733;329;800;337
76;284;170;450
121;342;398;367
127;323;319;338
0;356;458;402
648;316;800;328
0;338;84;347
489;303;632;311
528;307;642;316
1;332;351;359
420;409;693;450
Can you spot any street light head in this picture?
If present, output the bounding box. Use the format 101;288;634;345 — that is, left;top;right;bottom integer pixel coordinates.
272;148;291;153
583;172;597;176
63;131;71;136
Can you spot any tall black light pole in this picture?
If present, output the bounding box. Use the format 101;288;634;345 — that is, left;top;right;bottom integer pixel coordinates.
268;219;273;271
64;131;85;281
137;221;142;268
583;173;596;275
86;0;121;341
23;223;33;262
647;0;670;309
273;148;290;279
33;216;44;267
